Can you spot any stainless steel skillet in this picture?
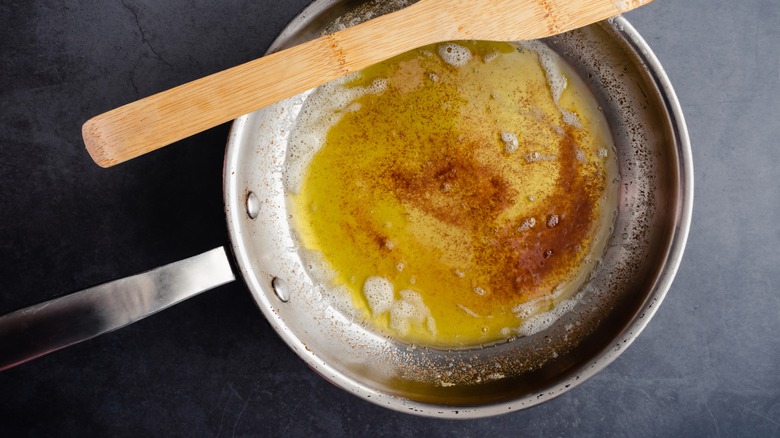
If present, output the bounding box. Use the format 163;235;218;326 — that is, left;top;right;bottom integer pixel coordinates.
0;0;691;418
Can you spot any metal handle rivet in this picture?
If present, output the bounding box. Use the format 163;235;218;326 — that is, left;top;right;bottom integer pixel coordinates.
246;192;260;219
272;277;290;302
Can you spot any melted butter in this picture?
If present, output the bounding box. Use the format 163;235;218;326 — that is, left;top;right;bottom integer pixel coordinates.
288;41;617;347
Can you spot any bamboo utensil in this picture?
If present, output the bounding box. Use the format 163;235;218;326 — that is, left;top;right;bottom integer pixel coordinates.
83;0;651;167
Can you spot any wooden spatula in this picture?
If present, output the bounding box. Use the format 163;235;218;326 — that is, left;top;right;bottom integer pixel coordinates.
83;0;652;167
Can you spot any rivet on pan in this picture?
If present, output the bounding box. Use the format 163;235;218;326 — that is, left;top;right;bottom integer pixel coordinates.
272;277;290;303
246;191;260;219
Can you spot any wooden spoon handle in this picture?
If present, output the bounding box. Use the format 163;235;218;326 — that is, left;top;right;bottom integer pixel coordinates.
83;4;446;167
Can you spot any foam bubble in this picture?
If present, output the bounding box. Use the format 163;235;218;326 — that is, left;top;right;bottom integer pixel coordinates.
367;78;388;94
511;284;580;337
516;297;577;337
426;316;437;335
501;131;519;154
400;289;425;309
562;109;583;128
389;290;433;335
575;148;587;163
363;276;394;315
521;41;566;102
390;300;417;334
437;42;472;67
525;151;556;163
512;299;544;319
520;41;582;128
512;285;565;317
483;52;499;63
517;217;536;232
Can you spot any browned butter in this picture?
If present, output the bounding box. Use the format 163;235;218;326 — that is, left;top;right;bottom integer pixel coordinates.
286;41;617;347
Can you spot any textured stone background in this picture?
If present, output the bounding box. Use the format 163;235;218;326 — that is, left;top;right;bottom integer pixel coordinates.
1;0;778;435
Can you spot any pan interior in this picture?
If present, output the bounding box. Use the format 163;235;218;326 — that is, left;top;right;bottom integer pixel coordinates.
224;0;691;418
285;39;620;348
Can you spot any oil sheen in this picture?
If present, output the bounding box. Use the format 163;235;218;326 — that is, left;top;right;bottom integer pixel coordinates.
286;41;617;347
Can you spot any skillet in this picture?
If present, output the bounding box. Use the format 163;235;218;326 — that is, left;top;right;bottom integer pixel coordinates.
0;0;691;418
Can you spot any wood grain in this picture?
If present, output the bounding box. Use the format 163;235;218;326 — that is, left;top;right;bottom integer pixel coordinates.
83;0;651;167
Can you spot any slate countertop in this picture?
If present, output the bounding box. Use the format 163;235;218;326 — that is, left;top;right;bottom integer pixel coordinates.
1;0;778;435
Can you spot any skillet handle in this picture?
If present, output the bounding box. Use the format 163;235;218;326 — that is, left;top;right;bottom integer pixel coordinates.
0;247;235;371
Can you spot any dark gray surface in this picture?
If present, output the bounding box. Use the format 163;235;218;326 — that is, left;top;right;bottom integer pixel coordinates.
1;0;778;436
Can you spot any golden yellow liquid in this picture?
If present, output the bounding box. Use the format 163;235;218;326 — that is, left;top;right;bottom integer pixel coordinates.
288;41;616;347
